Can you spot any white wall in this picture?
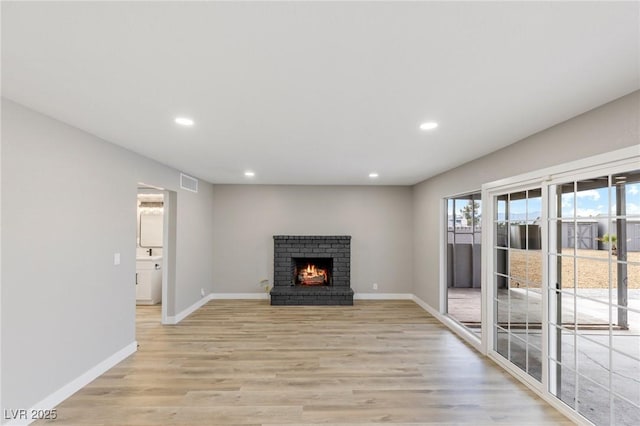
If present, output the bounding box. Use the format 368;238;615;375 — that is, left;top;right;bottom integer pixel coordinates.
211;185;413;294
413;90;640;308
0;99;215;414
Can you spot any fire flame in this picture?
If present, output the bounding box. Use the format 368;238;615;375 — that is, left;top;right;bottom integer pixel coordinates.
305;264;317;275
299;263;327;285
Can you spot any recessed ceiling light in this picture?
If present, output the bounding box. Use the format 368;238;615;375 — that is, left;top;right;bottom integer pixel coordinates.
369;172;379;178
175;117;194;126
244;171;255;177
419;121;438;131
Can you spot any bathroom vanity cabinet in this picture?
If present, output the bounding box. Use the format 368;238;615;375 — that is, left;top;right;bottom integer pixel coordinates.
136;257;162;305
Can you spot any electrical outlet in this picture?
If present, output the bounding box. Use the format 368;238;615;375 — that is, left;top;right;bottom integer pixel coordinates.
372;283;378;290
200;288;205;297
113;253;120;265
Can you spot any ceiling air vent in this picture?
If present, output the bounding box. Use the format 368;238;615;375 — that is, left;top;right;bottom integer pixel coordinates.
180;173;198;193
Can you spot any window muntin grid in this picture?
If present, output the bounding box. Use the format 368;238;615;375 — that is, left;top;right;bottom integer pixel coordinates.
547;170;640;425
493;189;543;382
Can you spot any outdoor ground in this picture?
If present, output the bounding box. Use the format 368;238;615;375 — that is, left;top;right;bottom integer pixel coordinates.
508;249;639;289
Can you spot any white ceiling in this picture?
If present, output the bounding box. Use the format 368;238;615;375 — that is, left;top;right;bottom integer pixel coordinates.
2;1;639;185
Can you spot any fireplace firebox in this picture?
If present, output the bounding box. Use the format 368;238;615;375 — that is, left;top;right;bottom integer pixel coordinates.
293;258;332;286
270;235;353;305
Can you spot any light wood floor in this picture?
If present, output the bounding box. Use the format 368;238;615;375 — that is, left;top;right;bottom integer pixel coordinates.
40;300;572;425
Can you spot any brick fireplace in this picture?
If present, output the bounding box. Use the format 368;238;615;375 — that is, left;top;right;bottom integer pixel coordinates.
270;235;353;305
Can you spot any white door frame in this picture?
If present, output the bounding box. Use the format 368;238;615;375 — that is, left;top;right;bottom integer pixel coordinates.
161;189;177;325
481;180;549;393
439;190;484;353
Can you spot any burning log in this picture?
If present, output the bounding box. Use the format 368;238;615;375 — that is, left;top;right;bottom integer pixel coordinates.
298;264;327;286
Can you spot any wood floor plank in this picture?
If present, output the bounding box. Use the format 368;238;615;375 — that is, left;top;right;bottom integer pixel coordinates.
36;300;572;425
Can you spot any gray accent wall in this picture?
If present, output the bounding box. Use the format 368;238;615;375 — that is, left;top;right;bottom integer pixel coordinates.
1;100;215;413
413;90;640;308
211;185;413;294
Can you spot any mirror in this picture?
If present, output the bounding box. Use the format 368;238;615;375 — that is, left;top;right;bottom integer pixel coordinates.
139;213;163;248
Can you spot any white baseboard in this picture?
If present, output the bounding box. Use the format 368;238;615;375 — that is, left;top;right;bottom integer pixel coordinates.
165;294;214;324
210;293;269;300
410;294;434;314
5;341;137;426
411;294;482;352
411;294;582;424
209;292;413;301
354;293;413;300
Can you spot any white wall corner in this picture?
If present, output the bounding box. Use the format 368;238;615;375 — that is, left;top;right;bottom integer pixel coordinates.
4;341;137;426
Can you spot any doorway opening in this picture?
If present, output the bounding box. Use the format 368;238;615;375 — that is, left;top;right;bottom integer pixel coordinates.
136;185;176;325
445;192;482;336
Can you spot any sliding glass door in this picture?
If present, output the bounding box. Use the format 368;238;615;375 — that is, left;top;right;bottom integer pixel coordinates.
486;162;639;426
547;170;639;425
492;187;543;382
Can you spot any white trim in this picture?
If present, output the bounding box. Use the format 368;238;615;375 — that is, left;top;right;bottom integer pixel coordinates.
411;293;439;316
487;352;592;426
210;293;270;300
482;184;494;357
0;100;3;420
209;292;414;301
161;189;179;326
165;294;213;324
354;293;413;300
482;145;639;191
438;198;447;315
480;195;490;355
484;181;548;397
411;295;482;353
410;293;583;424
540;183;550;397
4;342;137;426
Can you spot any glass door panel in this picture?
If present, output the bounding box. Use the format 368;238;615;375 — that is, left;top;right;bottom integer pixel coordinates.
493;187;543;382
547;170;640;426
